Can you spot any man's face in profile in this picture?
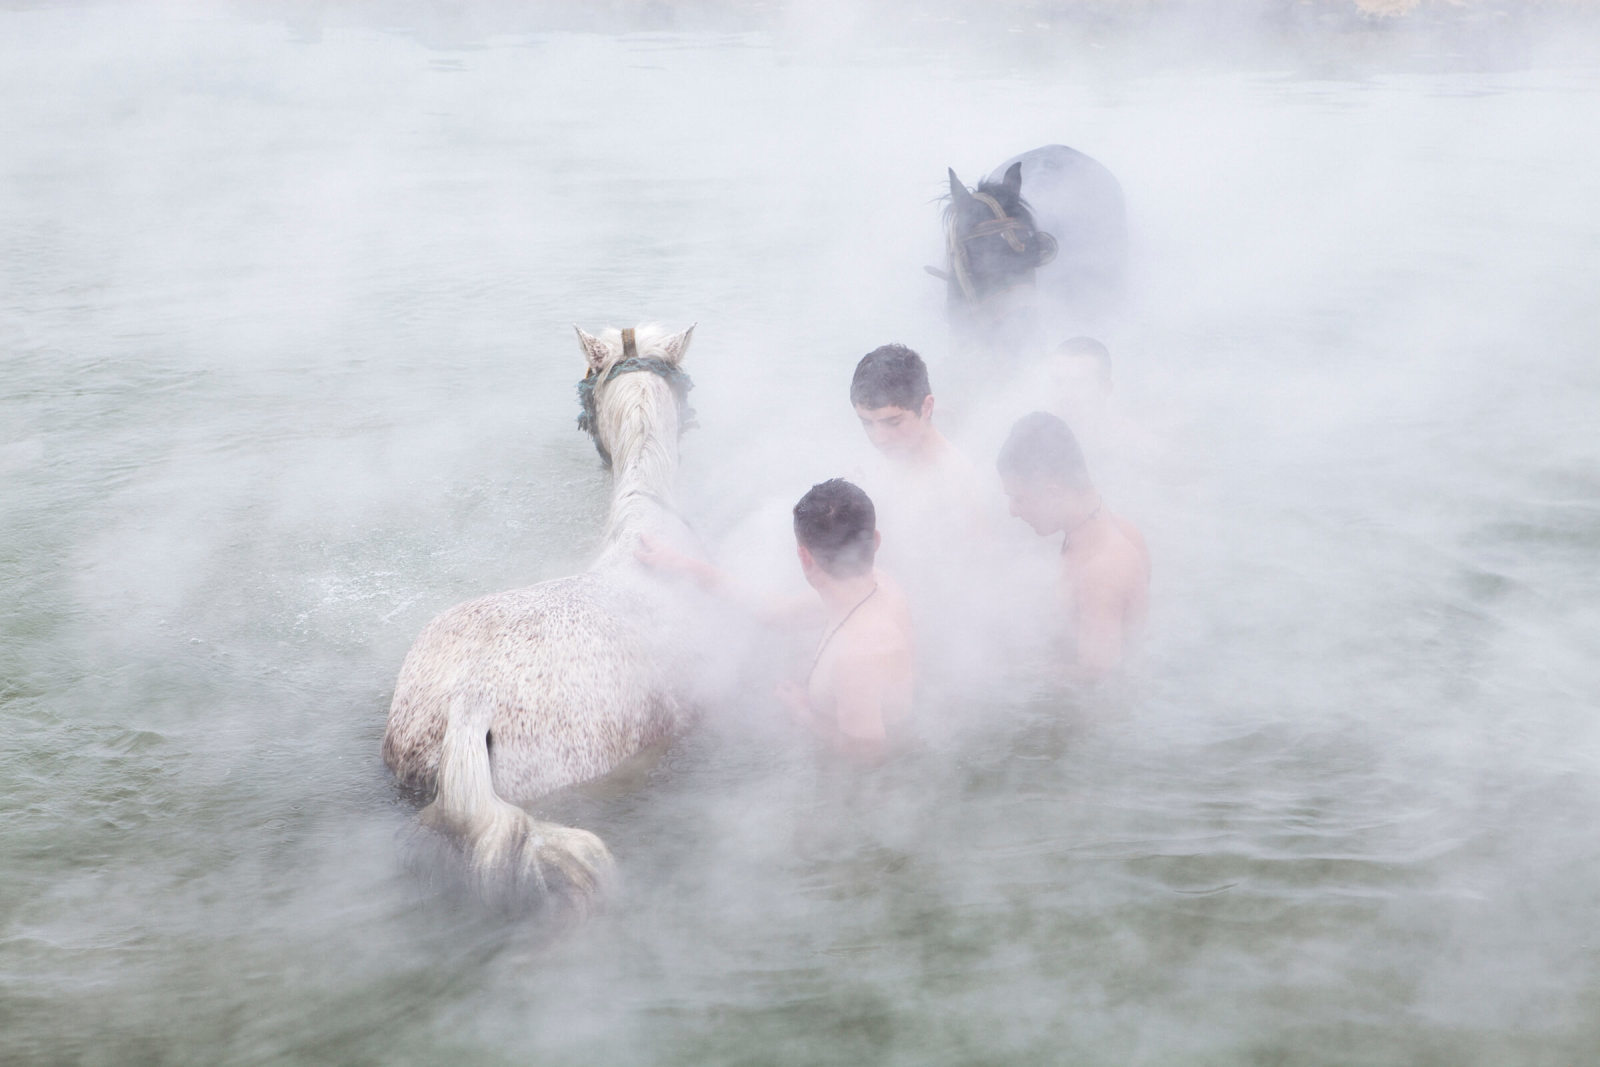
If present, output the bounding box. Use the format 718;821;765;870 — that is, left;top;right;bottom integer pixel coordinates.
1001;474;1067;535
855;395;934;460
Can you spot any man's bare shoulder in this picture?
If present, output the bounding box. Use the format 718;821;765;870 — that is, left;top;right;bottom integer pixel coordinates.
1112;513;1151;571
932;441;990;501
1069;517;1149;595
831;580;916;739
935;438;980;478
856;603;915;658
871;569;916;624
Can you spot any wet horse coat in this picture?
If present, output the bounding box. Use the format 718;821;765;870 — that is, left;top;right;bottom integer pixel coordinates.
382;323;702;912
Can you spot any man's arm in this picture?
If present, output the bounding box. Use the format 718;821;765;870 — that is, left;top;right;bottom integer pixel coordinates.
1069;565;1130;682
829;652;892;764
775;653;893;765
637;533;819;628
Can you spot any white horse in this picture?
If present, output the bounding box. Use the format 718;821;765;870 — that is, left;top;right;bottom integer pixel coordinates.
383;323;701;914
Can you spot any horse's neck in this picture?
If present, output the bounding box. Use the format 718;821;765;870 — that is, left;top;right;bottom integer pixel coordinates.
593;424;681;568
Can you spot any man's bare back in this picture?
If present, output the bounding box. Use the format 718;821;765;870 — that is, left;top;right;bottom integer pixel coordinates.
640;479;917;762
1058;509;1149;680
999;411;1152;682
788;569;915;759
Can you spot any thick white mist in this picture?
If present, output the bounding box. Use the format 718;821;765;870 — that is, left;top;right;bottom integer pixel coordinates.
3;4;1598;1065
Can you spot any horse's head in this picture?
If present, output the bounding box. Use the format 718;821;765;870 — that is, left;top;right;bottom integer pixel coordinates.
942;162;1058;308
573;323;696;468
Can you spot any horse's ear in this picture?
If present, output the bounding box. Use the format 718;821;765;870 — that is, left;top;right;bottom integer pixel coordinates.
948;168;973;204
1000;161;1023;199
574;325;610;372
660;323;695;366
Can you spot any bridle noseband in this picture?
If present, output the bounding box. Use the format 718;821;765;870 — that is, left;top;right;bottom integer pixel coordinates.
576;327;697;468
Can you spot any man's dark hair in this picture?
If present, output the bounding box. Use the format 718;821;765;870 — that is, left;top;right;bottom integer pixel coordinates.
997;412;1092;491
1057;336;1111;379
850;344;931;412
793;478;877;577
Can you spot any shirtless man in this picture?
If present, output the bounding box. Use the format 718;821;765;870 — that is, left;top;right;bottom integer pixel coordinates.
848;344;1019;691
851;343;967;473
637;479;914;763
778;479;914;760
1042;336;1165;489
848;343;996;538
997;412;1150;681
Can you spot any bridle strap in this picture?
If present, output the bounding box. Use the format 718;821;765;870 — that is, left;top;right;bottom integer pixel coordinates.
967;192;1029;252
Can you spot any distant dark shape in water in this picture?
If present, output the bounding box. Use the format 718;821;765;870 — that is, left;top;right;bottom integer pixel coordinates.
938;144;1127;359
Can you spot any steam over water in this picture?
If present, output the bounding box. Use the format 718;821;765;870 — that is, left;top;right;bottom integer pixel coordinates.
4;4;1599;1063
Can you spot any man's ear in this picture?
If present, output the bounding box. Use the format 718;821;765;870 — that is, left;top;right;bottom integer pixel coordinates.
920;394;935;421
873;529;882;552
797;542;814;569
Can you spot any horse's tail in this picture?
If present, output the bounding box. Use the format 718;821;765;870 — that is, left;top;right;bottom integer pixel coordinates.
417;682;615;917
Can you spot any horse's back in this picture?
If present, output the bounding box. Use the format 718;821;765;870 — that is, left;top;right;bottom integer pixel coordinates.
988;144;1128;322
383;571;688;805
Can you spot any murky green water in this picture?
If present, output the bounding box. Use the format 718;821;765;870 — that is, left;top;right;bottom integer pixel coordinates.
4;6;1598;1064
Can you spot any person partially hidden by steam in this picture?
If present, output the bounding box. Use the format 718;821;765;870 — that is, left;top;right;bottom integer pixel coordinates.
637;479;915;764
852;344;964;469
850;343;987;516
998;412;1150;681
1041;336;1163;491
780;480;915;759
848;343;1016;689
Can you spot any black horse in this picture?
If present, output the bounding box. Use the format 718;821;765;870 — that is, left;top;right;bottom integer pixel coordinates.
940;144;1127;358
